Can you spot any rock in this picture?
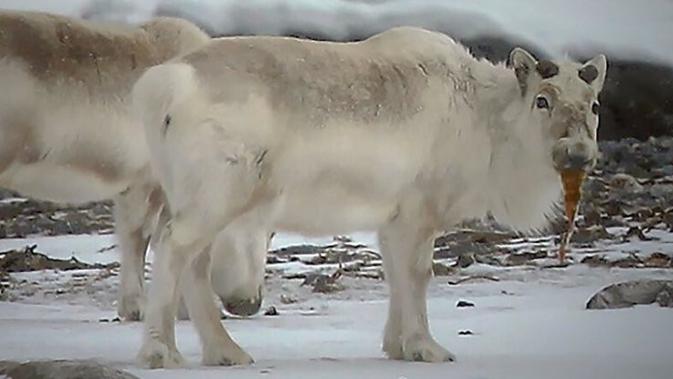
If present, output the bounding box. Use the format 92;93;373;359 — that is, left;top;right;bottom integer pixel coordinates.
0;360;139;379
432;262;453;276
279;294;298;304
270;245;326;257
474;254;503;267
301;273;345;294
264;306;279;316
644;252;673;268
456;300;475;308
611;254;644;268
454;254;475;268
609;173;644;192
656;289;672;307
586;280;673;309
621;226;654;242
581;255;610;267
504;251;548;266
571;225;614;244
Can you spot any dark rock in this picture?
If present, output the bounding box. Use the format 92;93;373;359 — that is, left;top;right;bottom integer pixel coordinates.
474;254;503;267
0;360;139;379
264;306;279;316
609;173;643;192
270;245;325;257
581;255;610;267
456;300;475;308
504;251;548;266
454;254;475;268
621;226;655;242
571;226;614;244
611;254;644;268
432;262;454;276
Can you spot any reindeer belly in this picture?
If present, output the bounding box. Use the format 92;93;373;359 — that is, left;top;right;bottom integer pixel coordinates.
2;161;131;203
274;186;399;235
0;98;149;204
267;130;421;235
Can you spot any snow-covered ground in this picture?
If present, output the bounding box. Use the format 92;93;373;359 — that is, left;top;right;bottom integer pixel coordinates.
1;232;672;379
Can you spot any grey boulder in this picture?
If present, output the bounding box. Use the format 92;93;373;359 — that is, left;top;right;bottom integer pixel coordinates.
0;360;139;379
586;280;673;309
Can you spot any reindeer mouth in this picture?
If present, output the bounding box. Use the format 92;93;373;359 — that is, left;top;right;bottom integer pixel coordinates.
552;138;598;173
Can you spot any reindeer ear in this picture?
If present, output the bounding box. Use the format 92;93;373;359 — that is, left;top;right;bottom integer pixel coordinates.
509;48;538;95
579;54;607;93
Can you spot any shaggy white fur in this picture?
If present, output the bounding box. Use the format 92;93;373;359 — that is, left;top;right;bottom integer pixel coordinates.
0;10;267;321
133;26;607;368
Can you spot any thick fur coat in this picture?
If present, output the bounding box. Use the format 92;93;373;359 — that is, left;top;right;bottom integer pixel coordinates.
132;26;607;367
0;11;265;321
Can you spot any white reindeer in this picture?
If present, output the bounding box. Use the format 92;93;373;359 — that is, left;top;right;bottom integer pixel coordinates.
132;26;607;367
0;10;267;321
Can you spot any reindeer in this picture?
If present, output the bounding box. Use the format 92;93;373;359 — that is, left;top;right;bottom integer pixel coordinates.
131;26;607;367
0;10;267;321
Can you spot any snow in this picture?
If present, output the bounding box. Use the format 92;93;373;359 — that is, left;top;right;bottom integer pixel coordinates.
1;269;673;378
270;231;378;251
2;233;673;378
1;0;671;65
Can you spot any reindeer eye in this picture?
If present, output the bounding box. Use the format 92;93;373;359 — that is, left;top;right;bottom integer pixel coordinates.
591;101;600;115
535;96;550;109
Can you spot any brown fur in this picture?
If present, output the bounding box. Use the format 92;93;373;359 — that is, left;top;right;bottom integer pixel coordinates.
579;64;599;84
0;111;41;171
536;60;560;79
183;37;433;125
0;11;164;96
0;10;218;321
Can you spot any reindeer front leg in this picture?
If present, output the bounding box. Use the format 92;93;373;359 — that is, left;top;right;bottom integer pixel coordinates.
181;246;254;366
378;203;455;363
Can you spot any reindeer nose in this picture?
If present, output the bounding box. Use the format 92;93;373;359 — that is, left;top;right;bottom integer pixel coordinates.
565;153;593;170
553;140;596;172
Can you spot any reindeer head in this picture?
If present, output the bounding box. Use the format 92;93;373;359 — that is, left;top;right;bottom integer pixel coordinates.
510;48;607;173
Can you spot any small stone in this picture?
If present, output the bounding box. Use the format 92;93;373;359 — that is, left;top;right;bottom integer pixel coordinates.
264;306;279;316
280;294;298;304
504;251;547;266
581;255;609;267
432;262;453;276
456;300;475;308
609;173;643;192
454;254;475;268
655;288;672;307
458;330;474;336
